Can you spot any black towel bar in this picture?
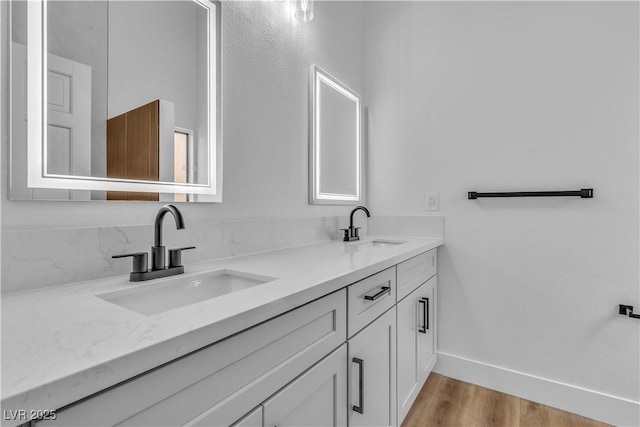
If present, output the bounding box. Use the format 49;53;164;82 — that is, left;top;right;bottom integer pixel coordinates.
468;188;593;199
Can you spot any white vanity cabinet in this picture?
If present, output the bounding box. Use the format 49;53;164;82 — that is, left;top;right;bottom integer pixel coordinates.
346;267;398;427
347;267;396;338
396;249;437;302
35;290;346;427
226;345;347;427
262;344;347;427
396;250;438;426
30;245;439;427
396;276;437;424
348;308;397;427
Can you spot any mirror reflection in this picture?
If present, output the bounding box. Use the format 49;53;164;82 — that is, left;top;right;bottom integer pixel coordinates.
10;0;218;201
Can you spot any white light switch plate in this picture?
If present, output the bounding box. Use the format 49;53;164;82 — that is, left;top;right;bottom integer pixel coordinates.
425;192;439;211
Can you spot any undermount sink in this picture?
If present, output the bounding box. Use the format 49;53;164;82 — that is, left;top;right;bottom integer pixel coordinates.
97;270;277;316
365;239;406;248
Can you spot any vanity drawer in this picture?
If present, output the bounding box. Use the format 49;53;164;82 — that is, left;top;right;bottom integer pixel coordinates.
37;290;346;427
348;267;396;338
397;249;437;301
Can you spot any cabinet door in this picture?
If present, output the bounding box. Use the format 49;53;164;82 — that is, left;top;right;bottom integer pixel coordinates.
348;308;396;427
396;276;437;426
418;276;437;382
262;345;347;427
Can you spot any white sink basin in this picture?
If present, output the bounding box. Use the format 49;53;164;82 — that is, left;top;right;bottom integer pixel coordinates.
363;239;406;248
97;270;277;316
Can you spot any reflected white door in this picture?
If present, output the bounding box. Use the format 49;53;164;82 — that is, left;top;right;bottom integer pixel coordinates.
12;42;91;200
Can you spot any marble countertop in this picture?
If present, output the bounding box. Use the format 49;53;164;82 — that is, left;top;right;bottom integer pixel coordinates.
1;235;442;424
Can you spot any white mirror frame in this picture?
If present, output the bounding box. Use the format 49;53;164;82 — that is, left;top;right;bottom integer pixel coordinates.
22;0;222;200
309;65;361;205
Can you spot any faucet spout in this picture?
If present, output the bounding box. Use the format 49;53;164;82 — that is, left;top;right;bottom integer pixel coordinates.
154;204;185;247
341;206;371;242
349;206;371;229
151;204;185;271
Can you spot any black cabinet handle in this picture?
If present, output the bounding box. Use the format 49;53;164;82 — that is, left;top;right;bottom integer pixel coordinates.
352;357;364;414
112;252;148;273
418;297;429;333
364;285;391;301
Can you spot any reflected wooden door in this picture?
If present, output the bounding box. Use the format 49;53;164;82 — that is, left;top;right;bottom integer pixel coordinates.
107;100;160;200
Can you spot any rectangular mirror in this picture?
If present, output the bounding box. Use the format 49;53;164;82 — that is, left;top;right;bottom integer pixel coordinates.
9;0;221;201
309;65;362;205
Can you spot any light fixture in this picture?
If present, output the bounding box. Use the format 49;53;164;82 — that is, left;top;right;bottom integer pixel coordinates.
295;0;314;22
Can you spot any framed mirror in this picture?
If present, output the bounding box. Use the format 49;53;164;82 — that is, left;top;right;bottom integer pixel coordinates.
9;0;222;202
309;65;362;205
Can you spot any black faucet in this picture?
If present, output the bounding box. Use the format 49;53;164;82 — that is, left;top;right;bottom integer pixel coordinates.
113;204;195;282
341;206;371;242
152;204;185;271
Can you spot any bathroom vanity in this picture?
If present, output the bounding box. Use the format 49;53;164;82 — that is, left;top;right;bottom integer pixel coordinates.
1;236;441;427
3;1;442;423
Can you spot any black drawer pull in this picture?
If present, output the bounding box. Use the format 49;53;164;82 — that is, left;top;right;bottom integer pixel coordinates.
352;357;364;414
419;297;429;333
364;286;391;301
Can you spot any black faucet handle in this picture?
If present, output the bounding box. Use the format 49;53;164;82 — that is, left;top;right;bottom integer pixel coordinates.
168;246;196;268
340;228;351;242
112;252;148;273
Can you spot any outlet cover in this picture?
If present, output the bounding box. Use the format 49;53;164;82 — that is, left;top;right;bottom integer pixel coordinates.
425;192;439;211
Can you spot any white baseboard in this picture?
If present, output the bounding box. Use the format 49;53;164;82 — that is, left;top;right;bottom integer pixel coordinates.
434;352;640;427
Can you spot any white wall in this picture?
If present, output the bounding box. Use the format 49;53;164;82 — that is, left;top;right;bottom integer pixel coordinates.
1;1;365;230
365;0;639;420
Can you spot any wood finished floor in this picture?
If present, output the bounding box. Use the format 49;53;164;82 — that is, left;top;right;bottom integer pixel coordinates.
401;373;611;427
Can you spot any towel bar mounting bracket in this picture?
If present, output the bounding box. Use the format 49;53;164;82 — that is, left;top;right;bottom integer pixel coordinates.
619;304;640;319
